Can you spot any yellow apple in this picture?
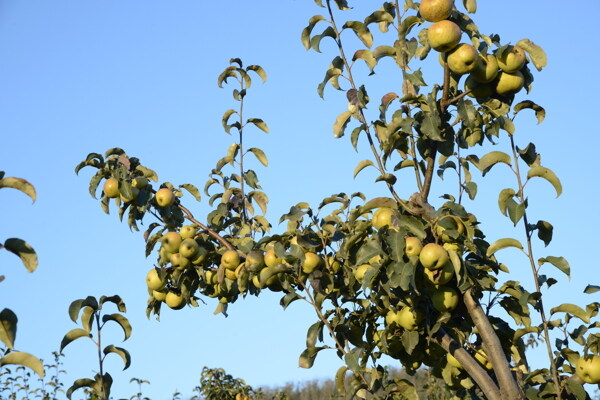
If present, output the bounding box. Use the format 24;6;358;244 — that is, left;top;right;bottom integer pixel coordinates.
419;0;454;22
191;247;208;265
431;287;459;312
170;252;190;270
447;43;478;75
180;225;198;239
423;260;454;286
372;207;399;230
419;243;449;270
221;250;241;270
103;178;120;198
146;268;166;291
495;71;525;96
470;53;499;83
405;236;423;257
245;250;265;272
464;75;494;99
264;249;283;268
496;45;526;73
161;231;182;253
155;188;175;207
388;307;423;331
576;354;600;384
225;268;237;280
327;256;342;273
302;252;322;274
152;289;167;302
165;291;185;310
354;264;372;284
179;238;199;259
427;20;461;53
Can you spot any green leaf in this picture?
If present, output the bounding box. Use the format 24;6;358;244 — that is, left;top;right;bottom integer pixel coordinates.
584;285;600;294
66;378;95;400
353;50;377;74
536;220;553;247
180;184;201;202
353;160;374;178
497;188;516;216
0;177;36;202
550;303;590;324
373;45;396;61
311;26;337;53
375;173;397;185
301;15;326;50
102;314;132;341
4;238;38;272
344;347;363;372
527;166;562;197
221;109;237;134
246;65;267;83
298;346;326;369
247;118;269;133
486;238;523;257
248;191;269;215
335;366;348;397
516;39;547;71
103;345;131;370
343;21;373;48
538;256;570;278
217;66;238;88
60;328;92;352
0;351;44;377
0;308;17;349
506;198;526;226
462;0;477;13
333;111;353;138
80;306;95;333
247;147;268;167
306;321;324;348
478;151;511;176
514;101;545;124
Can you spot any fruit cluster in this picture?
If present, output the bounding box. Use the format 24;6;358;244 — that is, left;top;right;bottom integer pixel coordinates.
422;0;528;100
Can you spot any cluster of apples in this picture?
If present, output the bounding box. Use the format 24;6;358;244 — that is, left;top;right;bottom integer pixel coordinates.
102;176;176;207
422;0;528;99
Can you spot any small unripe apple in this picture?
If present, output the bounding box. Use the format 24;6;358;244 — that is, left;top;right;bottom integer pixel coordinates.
431;287;459;312
162;231;182;253
170;252;191;270
419;243;449;270
103;178;120;198
155;188;175;207
386;307;422;331
245;250;265;272
496;45;526;73
165;291;185;310
427;20;461;52
221;250;241;270
372;207;400;230
180;225;198;239
302;252;322;274
179;238;200;259
405;237;423;257
152;290;167;302
419;0;454;22
447;43;478;75
120;187;139;203
495;71;525;96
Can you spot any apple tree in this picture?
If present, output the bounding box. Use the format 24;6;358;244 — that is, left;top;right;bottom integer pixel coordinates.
77;1;600;399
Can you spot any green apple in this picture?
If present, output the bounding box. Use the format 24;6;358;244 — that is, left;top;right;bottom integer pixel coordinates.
386;307;423;331
327;256;342;273
170;252;190;270
496;45;526;73
152;289;167;302
576;355;600;384
103;178;120;198
146;268;166;291
431;287;459;312
264;249;283;268
161;231;182;253
155;188;175;207
419;243;449;270
180;225;198;239
464;75;494;99
495;71;525;96
447;43;478;75
405;236;423;257
191;246;208;265
179;238;200;259
372;207;399;230
165;291;185;310
471;53;499;83
423;260;454;286
419;0;454;22
354;264;372;284
302;252;322;274
221;250;241;270
427;20;461;53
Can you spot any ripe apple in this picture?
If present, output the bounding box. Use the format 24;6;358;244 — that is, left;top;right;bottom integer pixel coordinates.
387;307;422;331
146;268;166;291
155;188;175;207
162;231;182;253
152;289;167;302
446;353;462;369
180;225;198;239
423;260;454;286
496;45;526;73
179;238;200;259
471;54;499;83
191;247;208;265
165;291;185;310
576;354;600;384
354;264;372;284
302;252;322;274
225;268;237;280
447;43;478;75
170;252;190;270
221;250;241;270
103;178;120;198
431;287;459;312
264;249;283;268
495;71;525;96
427;20;461;53
419;243;449;270
372;207;399;230
464;75;494;99
419;0;454;22
405;236;423;257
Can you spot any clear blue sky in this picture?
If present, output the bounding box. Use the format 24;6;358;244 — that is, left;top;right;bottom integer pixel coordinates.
1;1;599;399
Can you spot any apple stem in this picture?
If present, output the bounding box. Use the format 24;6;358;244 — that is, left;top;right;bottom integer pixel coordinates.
178;203;235;251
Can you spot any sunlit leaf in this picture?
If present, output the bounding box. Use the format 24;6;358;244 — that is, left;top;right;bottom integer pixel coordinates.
333;111;353;138
486;238;523;257
538;256;570;278
550;303;590;324
0;351;44;377
66;378;95;400
0;177;36;202
462;0;477;13
247;147;268;167
301;15;326;50
298;346;326;369
60;328;92;352
0;308;17;349
180;184;201;202
584;285;600;294
527;166;562;197
4;238;38;272
478;151;511;176
246;65;267;83
343;21;373;48
514;101;545;124
102;313;132;341
353;160;374;178
103;345;131;370
247;118;269;133
516;39;547;71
